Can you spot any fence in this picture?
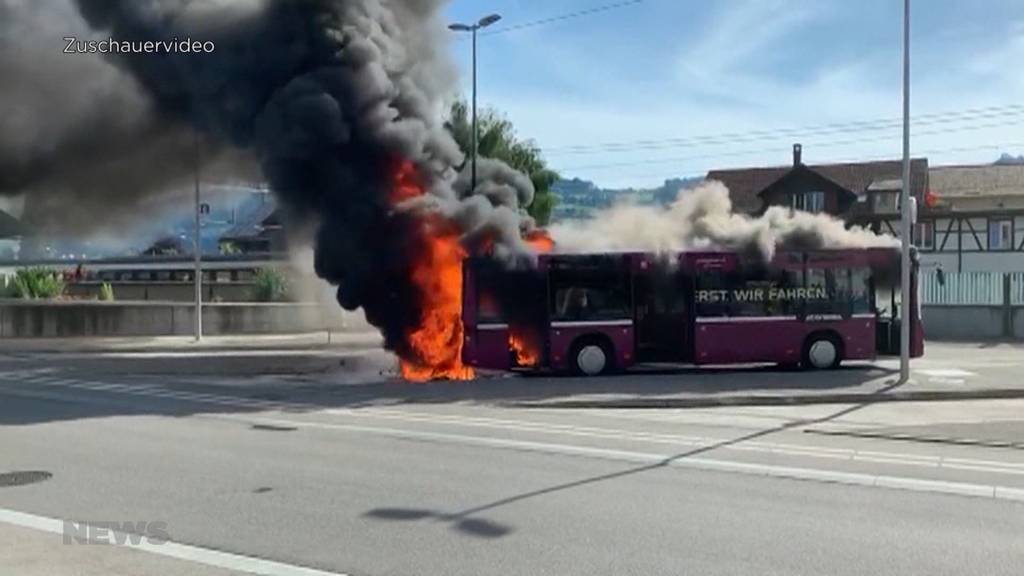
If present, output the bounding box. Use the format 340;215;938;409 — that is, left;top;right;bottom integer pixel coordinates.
921;271;1004;306
920;271;1024;340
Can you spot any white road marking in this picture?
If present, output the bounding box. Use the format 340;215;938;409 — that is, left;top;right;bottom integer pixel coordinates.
226;414;1024;503
0;508;348;576
7;376;1024;482
918;369;977;378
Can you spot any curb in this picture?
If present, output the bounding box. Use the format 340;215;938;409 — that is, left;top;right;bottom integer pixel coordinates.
509;387;1024;409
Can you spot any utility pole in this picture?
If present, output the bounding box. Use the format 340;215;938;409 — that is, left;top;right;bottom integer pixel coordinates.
194;132;203;343
900;0;912;382
471;24;478;192
449;13;502;193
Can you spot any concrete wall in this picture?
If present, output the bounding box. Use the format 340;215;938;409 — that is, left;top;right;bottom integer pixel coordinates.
0;302;351;338
922;305;1009;341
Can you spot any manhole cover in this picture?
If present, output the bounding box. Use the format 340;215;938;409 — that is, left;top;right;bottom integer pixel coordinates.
0;471;53;488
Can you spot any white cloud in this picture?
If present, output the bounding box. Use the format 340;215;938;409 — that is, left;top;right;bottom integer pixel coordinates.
676;0;819;85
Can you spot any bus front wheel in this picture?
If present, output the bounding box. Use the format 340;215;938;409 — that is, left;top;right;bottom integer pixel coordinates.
803;333;843;370
570;337;613;376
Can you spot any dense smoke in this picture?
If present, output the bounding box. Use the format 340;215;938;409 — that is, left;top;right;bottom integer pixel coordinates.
548;181;898;260
0;0;257;230
1;0;537;364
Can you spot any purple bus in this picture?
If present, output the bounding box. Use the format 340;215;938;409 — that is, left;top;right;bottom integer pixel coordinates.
462;247;924;376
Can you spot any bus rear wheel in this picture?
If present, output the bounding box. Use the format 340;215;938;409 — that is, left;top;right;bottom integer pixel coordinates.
570;338;613;376
803;333;843;370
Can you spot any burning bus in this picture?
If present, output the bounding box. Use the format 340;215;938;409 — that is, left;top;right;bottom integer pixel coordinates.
462;247;924;375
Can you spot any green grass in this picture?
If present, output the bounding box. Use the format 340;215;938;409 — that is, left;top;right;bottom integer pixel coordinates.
99;282;115;302
251;268;292;302
11;268;65;299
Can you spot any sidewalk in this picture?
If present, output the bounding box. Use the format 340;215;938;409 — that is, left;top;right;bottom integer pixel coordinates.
0;524;248;576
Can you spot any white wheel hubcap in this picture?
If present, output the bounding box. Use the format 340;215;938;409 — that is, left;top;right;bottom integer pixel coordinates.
809;340;837;369
577;345;607;376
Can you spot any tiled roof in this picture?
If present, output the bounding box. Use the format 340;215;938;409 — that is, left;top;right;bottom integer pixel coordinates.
930;164;1024;198
707;158;929;214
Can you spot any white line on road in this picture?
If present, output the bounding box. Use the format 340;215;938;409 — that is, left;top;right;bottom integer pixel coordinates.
918;369;977;378
9;375;1024;485
229;414;1024;503
8;376;1024;480
0;508;349;576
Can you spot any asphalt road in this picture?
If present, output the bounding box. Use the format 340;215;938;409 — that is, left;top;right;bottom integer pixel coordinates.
1;344;1023;575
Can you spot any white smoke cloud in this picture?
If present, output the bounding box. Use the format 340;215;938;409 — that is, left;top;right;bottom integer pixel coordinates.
548;181;898;260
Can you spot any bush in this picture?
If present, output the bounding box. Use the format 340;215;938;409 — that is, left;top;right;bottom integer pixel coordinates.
99;282;115;302
251;268;291;302
12;268;65;299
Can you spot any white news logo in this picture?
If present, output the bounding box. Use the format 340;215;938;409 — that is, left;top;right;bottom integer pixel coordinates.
63;521;170;546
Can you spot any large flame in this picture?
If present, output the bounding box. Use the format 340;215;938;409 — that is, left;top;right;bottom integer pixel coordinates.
525;229;555;253
391;160;474;382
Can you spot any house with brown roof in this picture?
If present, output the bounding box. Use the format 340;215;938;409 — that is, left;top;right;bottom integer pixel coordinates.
924;164;1024;272
706;144;929;238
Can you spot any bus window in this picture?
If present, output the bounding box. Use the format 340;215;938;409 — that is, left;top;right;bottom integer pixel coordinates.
550;264;631;322
478;290;503;323
475;268;505;323
696;267;804;318
732;268;802;318
763;269;804;317
695;271;730;318
805;268;839;315
851;268;872;314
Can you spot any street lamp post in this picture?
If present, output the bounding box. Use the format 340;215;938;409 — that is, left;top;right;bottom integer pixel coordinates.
900;0;912;382
449;13;502;193
193;133;203;343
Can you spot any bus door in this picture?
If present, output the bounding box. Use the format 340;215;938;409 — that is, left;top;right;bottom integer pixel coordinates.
462;261;511;371
873;253;924;358
634;255;690;362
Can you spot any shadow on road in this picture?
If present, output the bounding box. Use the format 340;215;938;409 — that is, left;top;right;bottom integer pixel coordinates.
0;350;900;426
361;378;906;538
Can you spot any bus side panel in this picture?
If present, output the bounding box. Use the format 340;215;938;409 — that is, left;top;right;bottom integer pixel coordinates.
550;324;635;371
469;326;512;370
843;317;877;360
695;317;876;364
694;319;802;365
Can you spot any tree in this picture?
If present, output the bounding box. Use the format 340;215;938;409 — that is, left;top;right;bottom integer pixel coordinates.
446;101;558;226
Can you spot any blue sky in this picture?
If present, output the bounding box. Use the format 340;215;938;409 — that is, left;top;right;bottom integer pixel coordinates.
444;0;1024;188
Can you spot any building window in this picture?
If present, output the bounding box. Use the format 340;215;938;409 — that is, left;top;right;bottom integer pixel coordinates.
872;191;901;213
789;191;825;214
917;221;935;251
989;219;1013;251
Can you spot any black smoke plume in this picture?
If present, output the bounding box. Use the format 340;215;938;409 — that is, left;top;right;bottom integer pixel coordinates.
1;0;537;365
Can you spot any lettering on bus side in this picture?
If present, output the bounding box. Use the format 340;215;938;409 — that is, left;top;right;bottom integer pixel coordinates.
695;287;827;303
696;289;729;303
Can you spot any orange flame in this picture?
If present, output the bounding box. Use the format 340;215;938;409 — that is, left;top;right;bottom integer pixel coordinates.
525;229;554;253
509;333;540;367
391;160;474;382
